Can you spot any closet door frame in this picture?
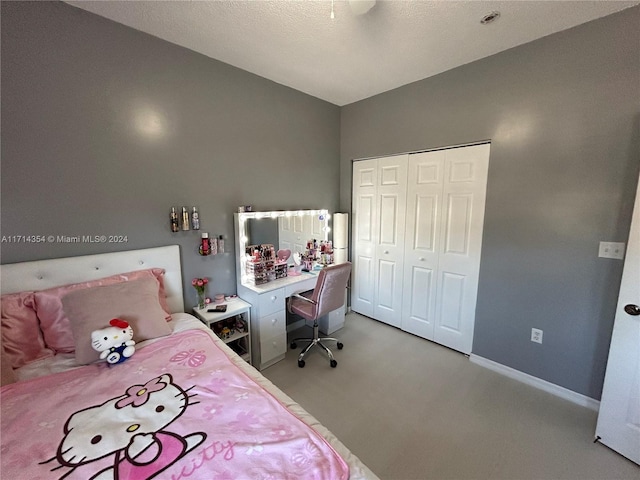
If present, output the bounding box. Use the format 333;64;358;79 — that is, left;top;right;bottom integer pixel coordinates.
352;142;490;355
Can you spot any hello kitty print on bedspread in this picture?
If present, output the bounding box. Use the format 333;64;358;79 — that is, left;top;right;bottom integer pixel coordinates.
0;330;349;480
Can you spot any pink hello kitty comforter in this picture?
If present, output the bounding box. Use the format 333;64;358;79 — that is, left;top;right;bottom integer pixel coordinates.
0;329;349;480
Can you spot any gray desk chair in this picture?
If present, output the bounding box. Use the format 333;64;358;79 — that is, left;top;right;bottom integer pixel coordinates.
288;262;352;368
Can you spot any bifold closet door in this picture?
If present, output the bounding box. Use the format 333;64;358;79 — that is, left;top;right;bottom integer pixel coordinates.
279;214;315;254
373;155;407;327
352;155;407;326
402;144;490;354
401;150;443;340
351;159;378;317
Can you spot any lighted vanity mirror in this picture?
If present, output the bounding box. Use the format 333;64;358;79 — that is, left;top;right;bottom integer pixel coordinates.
235;210;330;286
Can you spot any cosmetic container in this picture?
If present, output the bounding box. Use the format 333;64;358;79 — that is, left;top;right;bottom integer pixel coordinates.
170;207;179;233
191;207;200;230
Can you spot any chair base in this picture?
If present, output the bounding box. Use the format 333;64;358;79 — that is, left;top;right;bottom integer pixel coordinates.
290;321;343;367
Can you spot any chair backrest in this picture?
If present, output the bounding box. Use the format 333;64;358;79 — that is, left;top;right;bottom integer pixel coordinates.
309;262;352;319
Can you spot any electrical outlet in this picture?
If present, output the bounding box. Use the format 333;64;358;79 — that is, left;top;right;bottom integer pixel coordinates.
531;328;543;344
599;242;625;260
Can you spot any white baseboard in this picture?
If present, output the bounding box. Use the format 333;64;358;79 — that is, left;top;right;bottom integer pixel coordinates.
469;354;600;412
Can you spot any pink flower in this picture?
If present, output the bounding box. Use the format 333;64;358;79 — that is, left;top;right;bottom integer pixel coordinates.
116;377;167;409
192;277;208;296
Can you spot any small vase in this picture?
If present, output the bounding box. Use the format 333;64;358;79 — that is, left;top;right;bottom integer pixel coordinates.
197;291;206;310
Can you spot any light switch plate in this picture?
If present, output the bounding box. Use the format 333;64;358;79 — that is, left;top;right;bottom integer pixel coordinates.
599;242;625;260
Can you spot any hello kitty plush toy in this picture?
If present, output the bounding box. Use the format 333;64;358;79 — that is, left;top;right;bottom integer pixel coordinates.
91;318;136;365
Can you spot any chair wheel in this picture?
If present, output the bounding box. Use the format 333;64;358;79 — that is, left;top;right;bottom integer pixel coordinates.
290;342;297;349
298;359;305;368
337;342;344;350
330;359;337;368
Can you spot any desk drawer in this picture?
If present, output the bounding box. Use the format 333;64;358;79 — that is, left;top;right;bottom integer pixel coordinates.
285;277;317;297
258;288;285;317
260;334;286;364
259;310;286;339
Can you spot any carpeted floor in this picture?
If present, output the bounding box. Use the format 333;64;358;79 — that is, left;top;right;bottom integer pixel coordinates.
262;312;639;480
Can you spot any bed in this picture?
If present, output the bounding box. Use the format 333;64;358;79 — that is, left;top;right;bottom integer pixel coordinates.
0;245;378;480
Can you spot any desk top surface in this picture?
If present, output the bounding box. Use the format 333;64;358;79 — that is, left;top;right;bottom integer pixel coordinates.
238;269;320;295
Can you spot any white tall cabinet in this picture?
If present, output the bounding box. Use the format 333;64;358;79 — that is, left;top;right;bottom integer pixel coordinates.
352;144;490;354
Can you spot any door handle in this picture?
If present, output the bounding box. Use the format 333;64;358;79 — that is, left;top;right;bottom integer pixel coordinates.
624;304;640;316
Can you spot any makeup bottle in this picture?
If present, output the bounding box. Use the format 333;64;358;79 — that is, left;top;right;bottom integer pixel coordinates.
218;235;224;254
191;207;200;230
170;207;179;233
210;235;218;255
200;232;210;255
181;207;190;231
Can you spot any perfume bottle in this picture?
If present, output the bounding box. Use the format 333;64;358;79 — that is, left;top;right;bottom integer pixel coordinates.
210;235;218;255
200;232;210;255
181;207;190;231
218;235;224;254
170;207;179;233
191;207;200;230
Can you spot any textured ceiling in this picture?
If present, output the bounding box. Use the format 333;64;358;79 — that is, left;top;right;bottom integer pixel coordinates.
65;1;638;106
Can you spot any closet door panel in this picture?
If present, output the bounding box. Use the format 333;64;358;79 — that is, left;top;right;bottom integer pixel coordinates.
443;194;472;255
402;151;443;338
404;265;435;330
352;159;378;317
353;254;375;314
437;271;466;332
277;217;293;252
312;215;324;238
373;155;407;327
434;144;490;354
279;215;310;254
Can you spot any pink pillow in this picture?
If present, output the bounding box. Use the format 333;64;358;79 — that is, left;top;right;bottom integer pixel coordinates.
1;348;17;386
62;277;172;365
1;292;54;369
34;268;171;353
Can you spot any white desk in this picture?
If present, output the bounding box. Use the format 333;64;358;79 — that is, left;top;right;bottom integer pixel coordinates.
238;271;321;370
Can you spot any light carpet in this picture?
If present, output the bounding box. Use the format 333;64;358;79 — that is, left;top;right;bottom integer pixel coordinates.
262;313;639;480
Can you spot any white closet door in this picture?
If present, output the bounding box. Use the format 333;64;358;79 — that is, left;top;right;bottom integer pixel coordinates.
312;214;324;239
434;144;490;354
278;216;293;252
278;215;308;254
373;155;408;327
595;172;640;465
402;150;444;338
352;159;378;317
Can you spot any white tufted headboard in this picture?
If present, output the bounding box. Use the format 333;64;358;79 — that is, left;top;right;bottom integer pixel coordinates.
0;246;184;313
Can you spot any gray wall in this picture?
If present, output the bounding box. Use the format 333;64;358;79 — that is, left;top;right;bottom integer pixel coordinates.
2;1;638;400
340;7;640;400
0;1;340;308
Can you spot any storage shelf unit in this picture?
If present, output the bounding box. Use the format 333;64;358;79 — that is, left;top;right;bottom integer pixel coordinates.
192;298;252;363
